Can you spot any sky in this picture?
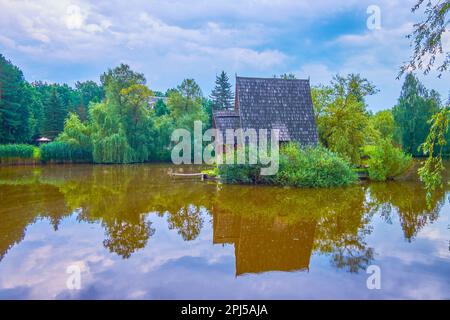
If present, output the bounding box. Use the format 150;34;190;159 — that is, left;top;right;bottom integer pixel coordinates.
0;0;449;112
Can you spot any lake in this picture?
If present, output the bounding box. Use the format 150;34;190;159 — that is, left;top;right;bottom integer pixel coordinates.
0;163;448;299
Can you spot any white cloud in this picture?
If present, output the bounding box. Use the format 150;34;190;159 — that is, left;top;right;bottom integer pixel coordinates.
0;0;448;109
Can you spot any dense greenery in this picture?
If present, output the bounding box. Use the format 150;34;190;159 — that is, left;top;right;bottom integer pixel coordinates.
0;144;36;163
0;55;30;143
392;73;442;156
311;74;378;166
365;140;413;181
40;141;92;163
418;106;449;200
218;143;358;188
0;52;447;189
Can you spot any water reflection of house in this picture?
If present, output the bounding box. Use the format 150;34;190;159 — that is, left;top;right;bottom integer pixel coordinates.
213;208;316;276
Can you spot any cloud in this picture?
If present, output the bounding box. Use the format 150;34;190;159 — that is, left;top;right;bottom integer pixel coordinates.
0;0;448;110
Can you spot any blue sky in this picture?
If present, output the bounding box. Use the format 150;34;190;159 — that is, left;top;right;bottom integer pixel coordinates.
0;0;449;111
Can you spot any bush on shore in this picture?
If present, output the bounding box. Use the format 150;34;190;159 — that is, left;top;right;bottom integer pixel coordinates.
0;144;38;164
218;143;358;188
365;139;412;181
40;141;92;163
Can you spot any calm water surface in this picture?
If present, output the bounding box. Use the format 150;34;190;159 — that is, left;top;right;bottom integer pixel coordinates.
0;163;448;299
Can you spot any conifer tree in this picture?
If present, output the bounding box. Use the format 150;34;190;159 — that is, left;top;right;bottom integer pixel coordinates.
210;71;233;110
42;87;67;139
0;54;30;143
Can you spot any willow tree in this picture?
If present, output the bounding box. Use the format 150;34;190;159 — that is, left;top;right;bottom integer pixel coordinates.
400;0;450;77
90;64;155;163
402;1;450;196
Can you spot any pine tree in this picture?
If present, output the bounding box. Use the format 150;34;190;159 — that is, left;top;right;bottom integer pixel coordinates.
0;54;30;143
42;87;67;139
210;71;233;110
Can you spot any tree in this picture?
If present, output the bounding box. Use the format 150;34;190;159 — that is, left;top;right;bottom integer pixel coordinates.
168;78;206;126
42;87;68;139
75;80;104;120
392;73;441;156
177;78;202;100
400;0;450;77
0;54;30;143
57;113;91;149
210;71;234;109
418;106;449;202
100;64;146;90
311;74;378;165
89;65;155;163
370;110;396;141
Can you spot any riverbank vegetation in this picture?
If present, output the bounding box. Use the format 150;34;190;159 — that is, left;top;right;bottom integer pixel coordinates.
0;52;447;186
218;144;357;188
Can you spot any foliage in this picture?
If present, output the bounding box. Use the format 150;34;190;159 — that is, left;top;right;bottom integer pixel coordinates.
218;143;358;188
41;87;67;139
0;54;30;143
392;73;441;156
370;110;396;141
312;74;378;165
40;141;92;163
275;144;358;187
57;113;92;149
418;106;449;200
0;144;35;160
365;139;413;181
89;65;155;163
74;80;104;120
210;71;234;109
400;0;450;76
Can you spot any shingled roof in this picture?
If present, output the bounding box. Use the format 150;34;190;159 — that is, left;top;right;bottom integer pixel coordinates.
213;76;318;145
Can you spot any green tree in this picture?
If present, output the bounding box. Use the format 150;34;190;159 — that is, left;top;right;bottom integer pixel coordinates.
42;87;68;139
370;110;396;141
168;78;206;127
312;74;378;165
0;54;30;143
57;113;91;149
90;64;155;163
418;106;449;202
74;80;104;120
22;83;44;140
392;73;441;156
210;71;233;109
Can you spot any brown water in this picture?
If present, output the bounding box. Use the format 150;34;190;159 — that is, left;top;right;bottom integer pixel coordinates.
0;163;448;299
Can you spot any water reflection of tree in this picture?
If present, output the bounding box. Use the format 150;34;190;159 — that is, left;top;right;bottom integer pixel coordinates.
0;163;447;268
103;219;155;259
167;205;204;241
369;182;446;241
0;182;72;261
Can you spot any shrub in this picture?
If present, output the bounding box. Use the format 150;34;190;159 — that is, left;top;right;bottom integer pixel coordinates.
0;144;37;164
366;139;412;181
218;143;357;188
40;141;92;163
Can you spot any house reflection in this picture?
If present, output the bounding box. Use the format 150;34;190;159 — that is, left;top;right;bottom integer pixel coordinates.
213;207;316;275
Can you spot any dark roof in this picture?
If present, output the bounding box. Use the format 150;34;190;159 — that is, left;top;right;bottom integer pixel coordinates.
212;76;318;145
236;76;318;144
213;110;240;134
